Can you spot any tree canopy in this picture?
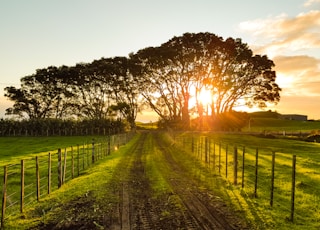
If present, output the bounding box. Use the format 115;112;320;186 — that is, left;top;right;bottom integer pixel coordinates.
4;32;281;131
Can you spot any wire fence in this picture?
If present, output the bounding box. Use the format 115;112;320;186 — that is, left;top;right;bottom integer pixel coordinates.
174;132;320;224
0;132;135;228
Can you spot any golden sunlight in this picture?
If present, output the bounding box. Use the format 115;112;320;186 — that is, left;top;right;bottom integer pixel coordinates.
198;88;212;106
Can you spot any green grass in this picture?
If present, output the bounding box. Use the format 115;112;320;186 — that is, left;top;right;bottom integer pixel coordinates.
176;132;320;229
0;133;132;227
243;118;320;132
3;133;140;229
136;121;158;130
144;134;172;196
0;136;104;166
2;129;320;229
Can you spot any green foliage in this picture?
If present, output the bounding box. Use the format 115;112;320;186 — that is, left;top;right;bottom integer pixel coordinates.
0;118;124;136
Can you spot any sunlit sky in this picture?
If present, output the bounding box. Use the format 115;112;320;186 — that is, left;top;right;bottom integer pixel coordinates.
1;0;320;121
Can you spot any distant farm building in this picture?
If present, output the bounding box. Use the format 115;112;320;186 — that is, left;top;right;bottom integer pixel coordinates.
281;114;308;121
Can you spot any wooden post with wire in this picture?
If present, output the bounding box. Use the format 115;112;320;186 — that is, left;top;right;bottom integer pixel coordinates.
290;155;297;222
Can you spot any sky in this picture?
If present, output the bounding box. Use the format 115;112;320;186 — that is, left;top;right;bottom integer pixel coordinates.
1;0;320;121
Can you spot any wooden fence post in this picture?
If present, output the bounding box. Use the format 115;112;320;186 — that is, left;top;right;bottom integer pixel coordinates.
205;137;208;164
219;143;221;174
199;138;202;160
21;160;25;213
92;139;95;164
83;143;86;169
63;149;67;183
254;148;259;198
242;147;245;188
117;133;120;149
48;153;51;194
1;166;8;228
270;152;275;207
213;142;216;171
71;147;74;179
233;146;238;185
58;149;62;188
108;130;111;155
87;142;90;166
290;155;297;222
36;156;40;201
77;145;80;176
191;136;194;153
225;144;228;178
208;139;211;166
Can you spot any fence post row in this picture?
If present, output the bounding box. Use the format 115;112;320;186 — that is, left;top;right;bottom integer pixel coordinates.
0;135;132;227
179;136;301;223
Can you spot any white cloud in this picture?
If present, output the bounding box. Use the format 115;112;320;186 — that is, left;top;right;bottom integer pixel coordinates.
273;55;320;96
238;10;320;58
237;6;320;118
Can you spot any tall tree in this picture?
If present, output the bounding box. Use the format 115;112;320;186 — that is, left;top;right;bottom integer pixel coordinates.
134;46;184;127
91;56;141;130
201;36;281;116
4;66;75;119
134;32;281;129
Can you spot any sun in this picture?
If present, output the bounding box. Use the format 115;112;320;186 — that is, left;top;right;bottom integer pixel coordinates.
198;88;212;106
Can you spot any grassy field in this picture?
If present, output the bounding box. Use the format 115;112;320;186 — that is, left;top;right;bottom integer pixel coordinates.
1;118;320;229
3;134;141;229
0;136;105;167
243;117;320;132
0;134;131;226
175;132;320;229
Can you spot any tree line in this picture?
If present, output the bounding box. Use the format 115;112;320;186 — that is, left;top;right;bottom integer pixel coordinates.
3;32;281;132
0;118;123;136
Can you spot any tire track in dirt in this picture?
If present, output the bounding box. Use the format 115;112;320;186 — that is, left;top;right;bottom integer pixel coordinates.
153;132;245;230
113;132;158;230
109;132;149;229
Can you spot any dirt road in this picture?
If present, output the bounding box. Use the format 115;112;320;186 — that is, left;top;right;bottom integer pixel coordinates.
34;132;248;229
